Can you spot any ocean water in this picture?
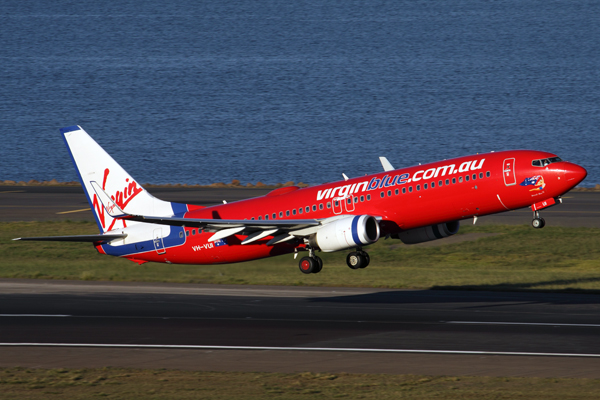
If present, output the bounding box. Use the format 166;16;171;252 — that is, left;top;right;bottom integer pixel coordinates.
1;0;599;186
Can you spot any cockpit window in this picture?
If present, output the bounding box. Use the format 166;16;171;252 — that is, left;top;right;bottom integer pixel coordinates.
532;157;562;167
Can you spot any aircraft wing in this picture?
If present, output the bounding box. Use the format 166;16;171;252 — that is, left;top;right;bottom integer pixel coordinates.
112;213;323;245
90;181;324;245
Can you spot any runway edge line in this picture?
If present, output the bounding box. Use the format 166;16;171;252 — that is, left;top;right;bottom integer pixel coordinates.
2;343;600;358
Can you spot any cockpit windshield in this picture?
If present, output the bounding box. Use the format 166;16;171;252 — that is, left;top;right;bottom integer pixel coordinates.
532;156;562;167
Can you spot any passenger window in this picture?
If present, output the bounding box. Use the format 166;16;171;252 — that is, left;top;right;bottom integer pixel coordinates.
334;200;339;207
299;208;303;214
472;174;476;180
367;194;371;201
286;210;290;216
251;217;255;220
306;206;310;213
180;231;184;238
466;175;470;181
486;171;491;177
387;190;392;196
279;211;283;218
292;209;296;215
319;203;324;210
439;180;442;186
273;213;276;219
360;195;364;202
452;177;456;184
354;197;358;203
347;198;352;204
479;172;483;179
327;202;331;208
416;184;421;191
186;230;190;237
265;215;269;220
258;216;262;220
424;183;428;190
445;179;449;185
409;186;413;193
431;182;435;188
192;229;196;235
395;189;399;195
459;177;463;183
402;187;406;194
312;205;317;211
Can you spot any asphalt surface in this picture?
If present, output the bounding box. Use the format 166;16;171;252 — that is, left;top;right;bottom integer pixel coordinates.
1;187;599;377
1;280;600;377
1;185;600;227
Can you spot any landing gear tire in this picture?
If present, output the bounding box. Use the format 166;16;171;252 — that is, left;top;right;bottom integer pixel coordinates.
299;256;323;274
358;251;370;268
299;256;316;274
313;256;323;274
347;252;367;269
532;218;545;229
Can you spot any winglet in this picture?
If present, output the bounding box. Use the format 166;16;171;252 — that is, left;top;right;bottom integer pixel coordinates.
379;157;395;172
90;181;128;218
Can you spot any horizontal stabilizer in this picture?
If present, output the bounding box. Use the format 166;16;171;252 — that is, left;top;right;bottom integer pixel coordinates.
13;234;127;242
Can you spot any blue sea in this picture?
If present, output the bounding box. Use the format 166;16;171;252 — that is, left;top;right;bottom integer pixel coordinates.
1;0;599;186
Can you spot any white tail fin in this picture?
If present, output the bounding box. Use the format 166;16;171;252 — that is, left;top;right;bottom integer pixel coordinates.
61;126;186;233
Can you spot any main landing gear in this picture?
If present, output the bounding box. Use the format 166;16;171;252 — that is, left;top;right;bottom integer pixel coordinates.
298;247;371;274
532;210;546;229
298;247;323;274
346;249;370;270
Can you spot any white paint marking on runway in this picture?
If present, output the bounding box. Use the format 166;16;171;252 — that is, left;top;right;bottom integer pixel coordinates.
1;343;600;358
0;314;71;317
446;321;600;327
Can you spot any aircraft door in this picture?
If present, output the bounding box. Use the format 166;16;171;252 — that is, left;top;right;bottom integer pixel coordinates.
345;195;355;212
503;158;516;186
333;198;343;214
153;228;166;254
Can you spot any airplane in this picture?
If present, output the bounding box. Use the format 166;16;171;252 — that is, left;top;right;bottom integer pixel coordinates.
14;126;587;274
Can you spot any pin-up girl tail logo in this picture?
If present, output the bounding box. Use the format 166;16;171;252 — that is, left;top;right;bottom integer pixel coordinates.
519;175;546;191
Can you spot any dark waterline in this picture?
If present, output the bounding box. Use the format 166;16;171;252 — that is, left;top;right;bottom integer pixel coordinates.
1;1;598;186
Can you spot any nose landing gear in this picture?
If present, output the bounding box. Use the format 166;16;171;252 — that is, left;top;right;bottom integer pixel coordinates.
532;211;546;229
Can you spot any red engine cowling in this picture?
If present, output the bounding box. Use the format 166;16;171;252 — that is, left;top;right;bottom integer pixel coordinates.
309;215;380;252
393;221;460;244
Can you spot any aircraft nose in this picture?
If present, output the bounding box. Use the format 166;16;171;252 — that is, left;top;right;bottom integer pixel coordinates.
564;163;587;186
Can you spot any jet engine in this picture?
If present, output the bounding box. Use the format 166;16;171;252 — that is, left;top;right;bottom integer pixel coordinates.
392;221;460;244
309;215;380;252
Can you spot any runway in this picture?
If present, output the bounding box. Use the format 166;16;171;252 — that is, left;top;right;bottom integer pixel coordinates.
1;187;599;377
1;280;600;377
1;185;600;227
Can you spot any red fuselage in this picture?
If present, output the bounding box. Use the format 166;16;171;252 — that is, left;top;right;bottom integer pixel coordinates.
100;150;587;265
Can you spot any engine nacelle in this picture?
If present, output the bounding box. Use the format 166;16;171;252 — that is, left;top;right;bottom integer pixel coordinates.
309;215;380;252
393;221;460;244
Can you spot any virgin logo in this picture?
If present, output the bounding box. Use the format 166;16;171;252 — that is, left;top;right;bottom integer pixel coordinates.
92;168;143;231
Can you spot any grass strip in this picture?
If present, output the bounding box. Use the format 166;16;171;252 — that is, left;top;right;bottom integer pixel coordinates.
2;221;600;292
1;367;600;399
